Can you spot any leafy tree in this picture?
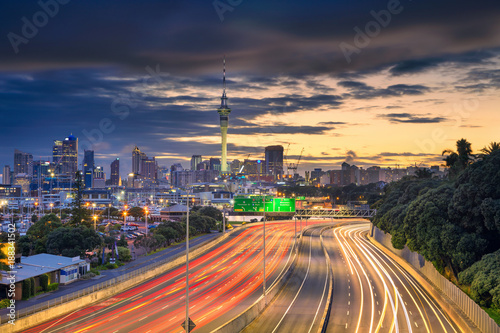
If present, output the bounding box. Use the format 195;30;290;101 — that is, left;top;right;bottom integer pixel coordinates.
27;213;62;239
127;206;144;220
68;171;91;227
192;206;223;221
442;138;474;179
31;214;38;223
0;243;9;271
414;168;433;179
117;234;128;247
46;227;101;257
480;142;500;156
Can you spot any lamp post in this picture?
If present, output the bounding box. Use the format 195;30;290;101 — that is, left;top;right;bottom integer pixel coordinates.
144;207;149;237
123;205;128;225
93;215;97;230
108;203;111;223
185;188;191;332
262;194;266;302
50;202;53;214
92;202;96;217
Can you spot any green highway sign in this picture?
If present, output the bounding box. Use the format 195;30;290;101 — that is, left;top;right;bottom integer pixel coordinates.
233;196;295;212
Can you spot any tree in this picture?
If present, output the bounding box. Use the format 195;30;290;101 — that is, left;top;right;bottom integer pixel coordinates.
134;235;158;253
193;206;223;221
117;234;128;247
127;206;144;220
415;168;433;179
442;138;474;178
479;142;500;157
68;171;91;227
27;213;62;239
46;227;101;257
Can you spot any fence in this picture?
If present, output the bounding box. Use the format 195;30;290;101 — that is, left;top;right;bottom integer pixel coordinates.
1;233;224;325
372;226;500;333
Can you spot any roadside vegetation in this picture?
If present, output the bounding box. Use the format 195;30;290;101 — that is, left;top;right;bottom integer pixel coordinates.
371;139;500;321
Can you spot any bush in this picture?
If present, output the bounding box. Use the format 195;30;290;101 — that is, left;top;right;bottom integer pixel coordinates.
89;268;100;275
22;279;31;299
47;283;59;292
105;263;118;269
39;274;49;291
0;299;10;309
36;286;43;293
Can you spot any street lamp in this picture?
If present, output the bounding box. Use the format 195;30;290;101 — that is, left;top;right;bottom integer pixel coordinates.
92;202;96;216
93;215;97;230
123;211;127;225
144;207;149;237
49;202;53;214
185;188;191;333
262;194;266;303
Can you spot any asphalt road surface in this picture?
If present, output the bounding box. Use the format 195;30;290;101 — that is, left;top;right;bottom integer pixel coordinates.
23;221;302;333
324;222;460;333
243;224;332;333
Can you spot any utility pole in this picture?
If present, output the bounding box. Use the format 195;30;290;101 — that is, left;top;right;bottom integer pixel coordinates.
185;188;190;332
263;194;266;303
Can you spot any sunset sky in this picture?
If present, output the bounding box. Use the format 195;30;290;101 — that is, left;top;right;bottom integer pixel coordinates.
1;0;499;176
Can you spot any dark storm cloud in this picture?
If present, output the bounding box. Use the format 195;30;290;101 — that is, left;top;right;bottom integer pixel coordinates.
1;0;499;76
339;81;430;99
378;113;447;124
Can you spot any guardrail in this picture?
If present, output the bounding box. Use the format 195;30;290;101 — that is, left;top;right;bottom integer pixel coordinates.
0;231;230;326
371;225;499;333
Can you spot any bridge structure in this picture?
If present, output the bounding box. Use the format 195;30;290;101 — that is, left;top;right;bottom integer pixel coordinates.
294;208;376;218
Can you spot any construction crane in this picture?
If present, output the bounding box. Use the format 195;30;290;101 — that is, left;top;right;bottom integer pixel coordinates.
238;153;251;173
283;143;291;176
287;148;304;177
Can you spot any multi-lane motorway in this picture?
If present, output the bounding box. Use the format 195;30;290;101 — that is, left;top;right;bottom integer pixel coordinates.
21;220;462;333
243;225;331;333
24;222;300;333
324;222;459;333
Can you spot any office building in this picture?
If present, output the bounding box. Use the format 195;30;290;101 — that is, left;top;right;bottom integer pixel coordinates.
83;150;94;189
2;165;11;185
132;146;146;175
52;134;78;179
191;155;202;171
110;158;120;186
93;166;105;188
209;158;221;171
265;145;284;180
14;149;33;177
140;157;157;180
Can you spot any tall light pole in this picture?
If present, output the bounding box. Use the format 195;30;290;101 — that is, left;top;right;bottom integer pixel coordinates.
123;205;128;225
93;215;97;230
92;202;96;217
262;194;266;302
185;188;191;332
144;207;149;237
50;202;53;214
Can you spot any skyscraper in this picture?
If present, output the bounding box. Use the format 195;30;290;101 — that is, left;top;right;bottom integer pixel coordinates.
209;158;221;171
83;150;94;188
132;146;146;175
110;158;120;186
216;57;231;173
140;157;157;180
93;166;105;188
191;155;202;171
13;149;33;176
265;145;284;180
2;165;11;185
52;134;78;178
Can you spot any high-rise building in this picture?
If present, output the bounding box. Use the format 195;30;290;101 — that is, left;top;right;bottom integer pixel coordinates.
132;146;146;175
231;159;241;173
93;166;106;188
52;134;78;179
216;57;231;173
140;157;157;180
110;158;120;186
209;158;221;171
83;150;94;188
14;149;33;176
191;155;202;171
2;165;11;185
265;145;284;180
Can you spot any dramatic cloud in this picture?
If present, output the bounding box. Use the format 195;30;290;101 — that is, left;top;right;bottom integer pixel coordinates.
377;113;447;124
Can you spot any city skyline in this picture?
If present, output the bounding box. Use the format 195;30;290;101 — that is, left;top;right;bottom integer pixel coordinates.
1;1;499;176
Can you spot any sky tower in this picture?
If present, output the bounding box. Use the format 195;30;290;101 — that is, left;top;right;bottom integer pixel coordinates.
217;57;231;173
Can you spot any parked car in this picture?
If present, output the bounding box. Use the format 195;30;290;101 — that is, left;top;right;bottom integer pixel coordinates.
250;218;258;222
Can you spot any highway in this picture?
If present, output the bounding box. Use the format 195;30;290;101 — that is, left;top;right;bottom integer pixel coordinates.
243;225;331;333
324;222;460;333
23;222;302;333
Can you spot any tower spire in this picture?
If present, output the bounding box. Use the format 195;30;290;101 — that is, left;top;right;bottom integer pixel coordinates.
217;56;231;174
223;55;226;93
